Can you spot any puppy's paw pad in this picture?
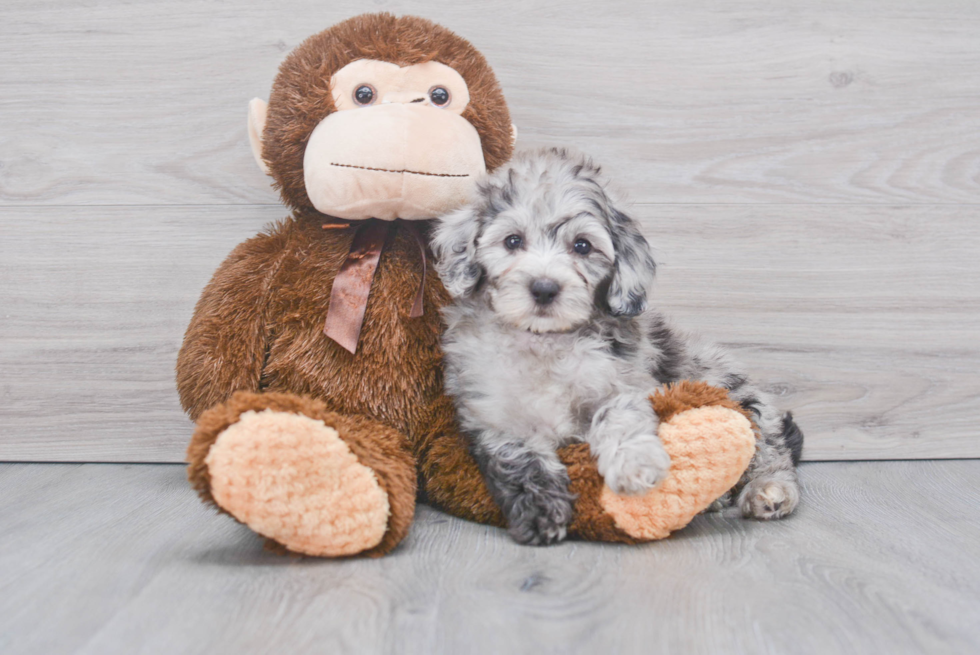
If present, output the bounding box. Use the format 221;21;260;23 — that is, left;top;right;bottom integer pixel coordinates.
507;489;574;546
600;439;671;496
529;521;567;546
739;478;800;520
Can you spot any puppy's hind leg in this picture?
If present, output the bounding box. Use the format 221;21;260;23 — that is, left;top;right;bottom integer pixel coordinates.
730;390;803;520
470;433;575;545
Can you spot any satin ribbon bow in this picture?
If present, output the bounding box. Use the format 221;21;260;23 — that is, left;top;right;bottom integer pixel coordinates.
321;218;427;354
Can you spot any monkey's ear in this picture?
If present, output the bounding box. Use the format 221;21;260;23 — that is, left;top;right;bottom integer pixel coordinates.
605;206;657;317
247;98;271;175
432;204;485;298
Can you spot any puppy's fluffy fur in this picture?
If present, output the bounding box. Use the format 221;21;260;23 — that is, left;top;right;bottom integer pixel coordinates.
433;148;803;545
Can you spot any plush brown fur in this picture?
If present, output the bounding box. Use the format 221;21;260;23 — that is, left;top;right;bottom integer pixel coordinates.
416;393;506;527
178;218;447;430
652;380;755;426
262;13;514;214
560;443;637;543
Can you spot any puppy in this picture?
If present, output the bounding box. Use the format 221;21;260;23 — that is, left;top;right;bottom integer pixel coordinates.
432;148;804;545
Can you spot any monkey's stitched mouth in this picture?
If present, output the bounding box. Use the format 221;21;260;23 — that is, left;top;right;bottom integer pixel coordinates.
330;162;470;178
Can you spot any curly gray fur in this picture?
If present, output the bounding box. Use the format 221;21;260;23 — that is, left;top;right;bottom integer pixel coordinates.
433;148;803;545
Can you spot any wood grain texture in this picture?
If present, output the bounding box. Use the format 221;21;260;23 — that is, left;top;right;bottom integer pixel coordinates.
1;1;978;461
1;0;979;206
2;204;977;461
1;461;978;654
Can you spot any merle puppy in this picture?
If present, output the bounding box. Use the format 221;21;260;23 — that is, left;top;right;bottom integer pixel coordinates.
432;148;803;545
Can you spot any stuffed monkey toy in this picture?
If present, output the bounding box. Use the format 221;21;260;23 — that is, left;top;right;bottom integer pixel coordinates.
177;13;755;557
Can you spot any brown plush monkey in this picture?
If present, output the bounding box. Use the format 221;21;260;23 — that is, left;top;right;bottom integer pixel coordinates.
177;13;755;557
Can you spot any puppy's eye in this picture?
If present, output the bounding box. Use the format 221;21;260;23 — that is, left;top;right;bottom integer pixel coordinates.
504;234;523;251
573;238;592;255
353;84;376;106
429;86;451;106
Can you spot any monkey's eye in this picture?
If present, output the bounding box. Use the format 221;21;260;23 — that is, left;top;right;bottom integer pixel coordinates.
429;86;451;107
573;238;592;255
353;84;376;106
504;234;523;251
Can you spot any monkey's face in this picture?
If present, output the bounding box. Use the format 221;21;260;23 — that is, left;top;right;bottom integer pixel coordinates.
301;59;486;221
248;15;515;220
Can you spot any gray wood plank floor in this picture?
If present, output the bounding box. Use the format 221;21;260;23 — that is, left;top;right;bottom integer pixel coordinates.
2;1;980;459
1;461;978;655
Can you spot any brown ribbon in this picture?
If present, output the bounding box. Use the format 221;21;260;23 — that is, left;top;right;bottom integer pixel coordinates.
322;219;427;355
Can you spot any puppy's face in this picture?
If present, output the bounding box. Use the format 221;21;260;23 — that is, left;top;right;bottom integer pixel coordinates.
434;148;657;333
476;198;615;332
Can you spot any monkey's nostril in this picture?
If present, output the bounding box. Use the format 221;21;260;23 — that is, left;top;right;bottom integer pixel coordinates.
530;279;561;305
410;97;426;103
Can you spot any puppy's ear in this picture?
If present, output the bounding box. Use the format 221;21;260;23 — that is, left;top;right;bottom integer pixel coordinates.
432;203;485;298
605;206;656;317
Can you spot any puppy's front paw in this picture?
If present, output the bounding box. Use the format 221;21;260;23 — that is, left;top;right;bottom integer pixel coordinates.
598;437;671;496
738;475;800;520
506;486;575;546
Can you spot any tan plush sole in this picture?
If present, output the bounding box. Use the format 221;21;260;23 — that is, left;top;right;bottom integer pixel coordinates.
205;409;390;556
600;405;755;540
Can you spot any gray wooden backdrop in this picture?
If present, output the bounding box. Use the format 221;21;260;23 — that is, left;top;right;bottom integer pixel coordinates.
2;0;978;462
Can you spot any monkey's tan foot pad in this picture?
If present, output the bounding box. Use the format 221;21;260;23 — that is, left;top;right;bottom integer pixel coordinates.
205;409;390;557
600;405;755;540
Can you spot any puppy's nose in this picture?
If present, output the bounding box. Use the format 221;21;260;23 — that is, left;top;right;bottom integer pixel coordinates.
530;278;561;305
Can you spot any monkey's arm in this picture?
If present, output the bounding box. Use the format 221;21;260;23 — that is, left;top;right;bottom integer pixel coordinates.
176;229;289;421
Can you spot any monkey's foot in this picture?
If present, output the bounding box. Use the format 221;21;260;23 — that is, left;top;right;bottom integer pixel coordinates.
205;409;391;557
561;381;756;543
598;403;754;540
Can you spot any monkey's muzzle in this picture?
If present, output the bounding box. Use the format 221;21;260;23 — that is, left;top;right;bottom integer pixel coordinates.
304;103;486;220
